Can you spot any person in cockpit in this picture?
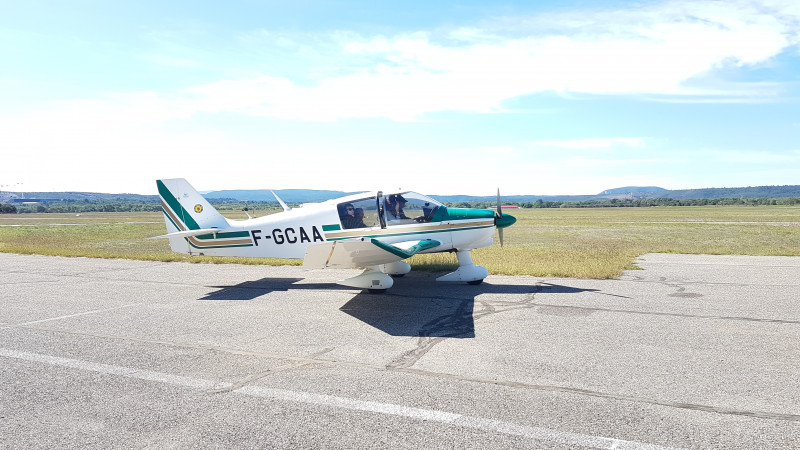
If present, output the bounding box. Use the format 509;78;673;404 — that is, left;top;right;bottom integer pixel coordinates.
340;203;359;229
385;195;409;221
353;207;367;228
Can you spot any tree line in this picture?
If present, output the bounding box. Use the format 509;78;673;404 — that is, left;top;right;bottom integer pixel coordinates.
2;196;800;214
0;199;285;214
447;197;800;209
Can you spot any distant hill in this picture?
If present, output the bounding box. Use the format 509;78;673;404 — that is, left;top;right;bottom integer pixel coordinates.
599;186;668;195
3;192;158;202
204;190;600;203
662;185;800;199
431;185;800;203
203;185;800;204
203;189;357;203
430;194;597;203
590;185;800;201
5;185;799;204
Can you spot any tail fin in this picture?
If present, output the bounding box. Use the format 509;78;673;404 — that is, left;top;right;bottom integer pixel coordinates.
156;178;229;233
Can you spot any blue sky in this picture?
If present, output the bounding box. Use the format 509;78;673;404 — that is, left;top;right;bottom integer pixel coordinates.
1;0;799;195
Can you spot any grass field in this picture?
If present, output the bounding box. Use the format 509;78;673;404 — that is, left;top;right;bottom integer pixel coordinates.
1;206;798;278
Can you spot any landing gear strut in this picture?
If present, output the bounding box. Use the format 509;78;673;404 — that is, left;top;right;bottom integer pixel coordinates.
436;250;488;284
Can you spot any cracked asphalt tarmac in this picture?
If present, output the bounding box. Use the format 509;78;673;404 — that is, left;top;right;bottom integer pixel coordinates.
1;253;799;449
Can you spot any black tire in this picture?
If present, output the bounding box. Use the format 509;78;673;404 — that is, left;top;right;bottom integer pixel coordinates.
467;279;484;286
390;274;405;278
368;288;387;294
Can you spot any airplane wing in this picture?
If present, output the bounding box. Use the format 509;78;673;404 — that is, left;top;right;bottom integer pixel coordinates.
303;238;440;270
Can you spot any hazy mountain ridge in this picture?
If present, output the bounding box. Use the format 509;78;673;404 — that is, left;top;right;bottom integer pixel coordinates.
600;186;668;195
203;189;359;203
3;185;799;204
665;185;800;199
1;192;160;202
201;185;800;203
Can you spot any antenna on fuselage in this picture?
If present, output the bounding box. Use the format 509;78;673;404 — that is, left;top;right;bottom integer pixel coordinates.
272;190;290;212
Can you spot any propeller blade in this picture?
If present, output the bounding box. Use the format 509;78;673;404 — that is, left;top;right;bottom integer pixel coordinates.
497;188;503;247
496;188;502;218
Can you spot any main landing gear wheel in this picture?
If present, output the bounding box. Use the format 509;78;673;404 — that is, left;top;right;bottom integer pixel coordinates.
436;250;489;284
337;266;394;291
381;261;411;277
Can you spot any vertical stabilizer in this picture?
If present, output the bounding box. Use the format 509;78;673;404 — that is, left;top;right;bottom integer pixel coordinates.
156;178;229;232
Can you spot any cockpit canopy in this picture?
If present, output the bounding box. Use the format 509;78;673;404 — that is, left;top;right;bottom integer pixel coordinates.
337;191;443;230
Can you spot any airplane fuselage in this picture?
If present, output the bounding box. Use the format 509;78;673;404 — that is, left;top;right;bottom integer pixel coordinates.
164;201;495;259
155;178;514;290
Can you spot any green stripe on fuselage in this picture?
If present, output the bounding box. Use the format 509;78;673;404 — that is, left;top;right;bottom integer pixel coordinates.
441;208;495;221
161;208;181;231
186;241;253;249
195;231;250;240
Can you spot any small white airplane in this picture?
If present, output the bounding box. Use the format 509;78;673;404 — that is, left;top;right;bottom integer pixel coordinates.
151;178;516;292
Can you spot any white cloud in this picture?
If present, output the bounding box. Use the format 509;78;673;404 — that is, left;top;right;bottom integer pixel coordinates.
709;149;800;164
140;54;199;68
159;0;800;121
481;145;518;157
12;0;798;125
3;0;800;194
526;138;647;150
559;156;668;168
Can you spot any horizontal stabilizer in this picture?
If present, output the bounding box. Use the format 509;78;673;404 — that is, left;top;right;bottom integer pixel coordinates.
303;238;440;270
148;227;225;240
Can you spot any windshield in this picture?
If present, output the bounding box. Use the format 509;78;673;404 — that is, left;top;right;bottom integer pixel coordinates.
384;192;442;225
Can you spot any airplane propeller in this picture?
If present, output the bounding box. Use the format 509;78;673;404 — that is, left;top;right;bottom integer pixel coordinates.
494;188;516;247
496;188;504;247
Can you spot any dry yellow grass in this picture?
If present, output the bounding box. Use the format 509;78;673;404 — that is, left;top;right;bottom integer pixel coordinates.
411;206;800;278
1;206;799;278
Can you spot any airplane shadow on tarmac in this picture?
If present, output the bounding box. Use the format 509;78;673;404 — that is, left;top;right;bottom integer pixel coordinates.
199;278;335;301
199;274;598;338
